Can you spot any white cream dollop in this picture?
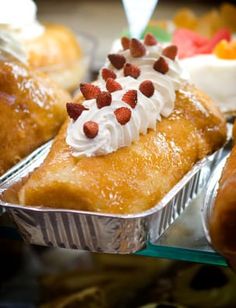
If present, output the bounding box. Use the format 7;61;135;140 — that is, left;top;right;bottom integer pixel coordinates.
0;31;27;63
0;0;44;41
66;43;188;157
180;54;236;113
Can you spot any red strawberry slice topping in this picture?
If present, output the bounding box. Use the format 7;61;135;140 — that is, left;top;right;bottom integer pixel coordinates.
123;63;140;79
144;33;157;46
122;90;137;109
130;38;146;57
80;83;101;100
121;36;130;50
114;107;131;125
96;91;112;109
162;45;178;60
66;103;88;121
83;121;99;138
106;78;122;93
197;28;231;54
101;68;117;81
172;29;209;58
172;28;231;58
153;57;169;74
108;54;126;69
139;80;155;98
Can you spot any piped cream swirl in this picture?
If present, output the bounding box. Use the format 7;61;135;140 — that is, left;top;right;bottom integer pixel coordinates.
66;42;188;157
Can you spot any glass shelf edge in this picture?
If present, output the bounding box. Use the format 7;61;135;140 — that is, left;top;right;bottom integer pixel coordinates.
136;243;227;267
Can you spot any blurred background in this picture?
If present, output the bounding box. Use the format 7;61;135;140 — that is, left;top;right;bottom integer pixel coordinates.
1;0;236;307
35;0;236;68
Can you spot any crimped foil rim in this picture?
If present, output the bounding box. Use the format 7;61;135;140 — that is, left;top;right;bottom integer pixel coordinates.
0;141;51;183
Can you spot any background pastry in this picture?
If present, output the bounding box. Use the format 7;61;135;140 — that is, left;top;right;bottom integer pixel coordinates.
0;0;82;92
176;30;236;115
19;35;226;214
0;50;70;176
210;121;236;257
25;23;83;92
167;3;236;114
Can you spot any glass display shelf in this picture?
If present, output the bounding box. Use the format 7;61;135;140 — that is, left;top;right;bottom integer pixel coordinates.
137;193;227;266
0;192;227;267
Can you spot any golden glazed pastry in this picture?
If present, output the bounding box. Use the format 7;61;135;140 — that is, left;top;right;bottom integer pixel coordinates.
0;50;70;176
25;24;82;92
0;0;82;92
209;122;236;256
19;35;226;214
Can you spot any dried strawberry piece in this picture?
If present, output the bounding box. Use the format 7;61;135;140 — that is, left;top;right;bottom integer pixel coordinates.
96;91;112;109
108;54;126;69
121;36;130;50
139;80;155;98
66;103;88;121
130;38;146;57
122;90;137;109
101;68;117;81
106;78;122;93
153;57;169;74
162;45;178;60
83;121;99;139
144;33;157;46
80;83;101;100
114;107;131;125
123;63;140;79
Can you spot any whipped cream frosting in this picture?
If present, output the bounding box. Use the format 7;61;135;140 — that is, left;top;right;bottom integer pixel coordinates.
66;40;187;157
0;31;28;63
0;0;44;41
181;54;236;113
0;0;44;63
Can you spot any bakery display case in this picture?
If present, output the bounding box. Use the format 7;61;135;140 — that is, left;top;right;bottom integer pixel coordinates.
1;0;236;306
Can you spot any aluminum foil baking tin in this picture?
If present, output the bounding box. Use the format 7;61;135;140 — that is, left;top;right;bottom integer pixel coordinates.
201;153;229;244
0;142;225;254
